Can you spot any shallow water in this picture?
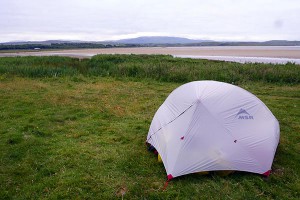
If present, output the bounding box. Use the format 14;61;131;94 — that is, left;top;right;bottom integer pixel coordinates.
1;46;300;64
174;55;300;64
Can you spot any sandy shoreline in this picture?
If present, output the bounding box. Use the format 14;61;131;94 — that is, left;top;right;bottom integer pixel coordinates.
1;47;300;62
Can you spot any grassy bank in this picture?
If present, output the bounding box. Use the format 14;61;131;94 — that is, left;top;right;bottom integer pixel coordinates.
0;54;299;84
0;55;299;199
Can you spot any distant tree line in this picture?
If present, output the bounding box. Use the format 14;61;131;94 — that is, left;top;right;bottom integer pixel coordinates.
1;40;300;51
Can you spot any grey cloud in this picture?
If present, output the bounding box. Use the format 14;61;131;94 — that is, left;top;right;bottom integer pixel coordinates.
0;0;299;42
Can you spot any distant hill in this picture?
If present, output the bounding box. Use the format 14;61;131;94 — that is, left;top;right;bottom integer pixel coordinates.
114;36;212;44
194;40;300;46
1;37;300;51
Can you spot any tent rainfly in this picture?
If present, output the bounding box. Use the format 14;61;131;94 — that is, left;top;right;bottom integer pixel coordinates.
146;81;280;181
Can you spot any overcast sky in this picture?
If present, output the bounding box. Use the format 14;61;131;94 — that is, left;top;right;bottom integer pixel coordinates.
0;0;299;42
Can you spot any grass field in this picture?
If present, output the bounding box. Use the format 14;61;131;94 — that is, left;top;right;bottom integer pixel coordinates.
0;55;299;199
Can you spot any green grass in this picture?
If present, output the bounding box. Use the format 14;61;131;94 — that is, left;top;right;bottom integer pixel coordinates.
0;54;299;84
0;55;299;199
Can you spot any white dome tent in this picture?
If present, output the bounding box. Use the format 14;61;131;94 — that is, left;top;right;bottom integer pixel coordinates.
146;81;280;181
